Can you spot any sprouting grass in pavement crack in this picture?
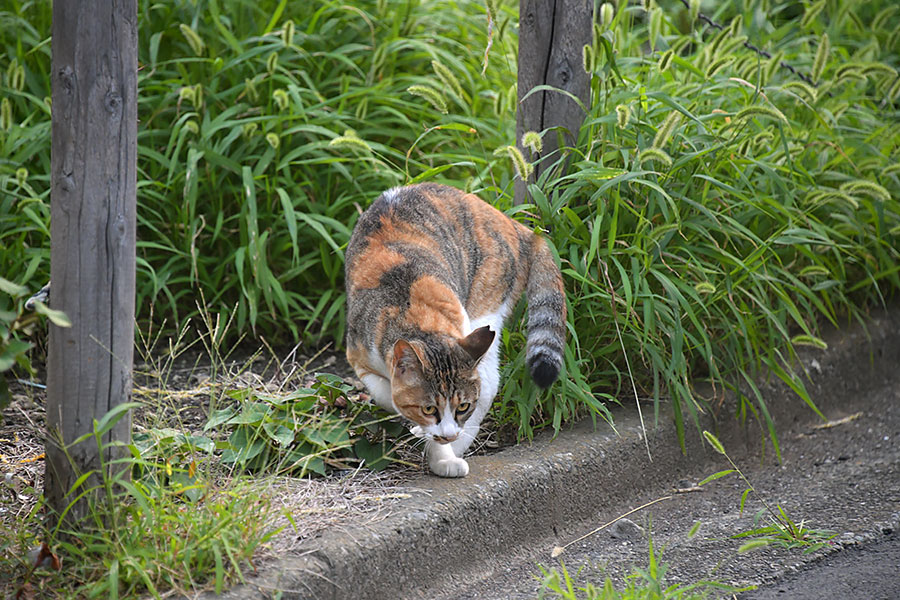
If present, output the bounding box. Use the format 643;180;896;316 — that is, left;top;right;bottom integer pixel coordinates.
700;431;836;553
539;524;753;599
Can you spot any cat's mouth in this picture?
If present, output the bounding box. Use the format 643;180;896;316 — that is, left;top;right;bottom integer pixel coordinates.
408;424;458;444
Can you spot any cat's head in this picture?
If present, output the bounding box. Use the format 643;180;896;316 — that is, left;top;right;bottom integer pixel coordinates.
389;326;495;444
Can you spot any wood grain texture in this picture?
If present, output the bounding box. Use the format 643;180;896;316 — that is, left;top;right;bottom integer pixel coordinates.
515;0;592;203
45;0;137;524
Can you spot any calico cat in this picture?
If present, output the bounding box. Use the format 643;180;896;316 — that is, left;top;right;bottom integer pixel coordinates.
344;183;566;477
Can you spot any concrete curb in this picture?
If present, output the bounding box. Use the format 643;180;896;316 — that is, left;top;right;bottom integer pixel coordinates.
213;309;900;600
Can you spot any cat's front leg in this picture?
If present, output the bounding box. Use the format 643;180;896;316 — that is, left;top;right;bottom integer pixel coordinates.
426;439;469;477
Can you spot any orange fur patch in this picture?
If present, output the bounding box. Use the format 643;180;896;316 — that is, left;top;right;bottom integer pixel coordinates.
405;275;465;337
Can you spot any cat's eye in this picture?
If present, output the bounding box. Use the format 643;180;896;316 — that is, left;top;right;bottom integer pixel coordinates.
422;405;437;416
456;402;471;413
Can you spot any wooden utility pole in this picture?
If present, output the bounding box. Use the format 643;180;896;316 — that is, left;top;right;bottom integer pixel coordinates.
46;0;137;526
516;0;592;202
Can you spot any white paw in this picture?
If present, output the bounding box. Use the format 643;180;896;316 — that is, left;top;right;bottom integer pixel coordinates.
429;456;469;478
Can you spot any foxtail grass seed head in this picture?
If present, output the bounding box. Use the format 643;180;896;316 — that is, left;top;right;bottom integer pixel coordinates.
407;84;448;114
191;84;203;109
800;0;826;29
242;122;258;139
582;44;595;74
485;0;498;21
652;111;681;148
282;19;295;47
840;180;890;202
178;86;195;105
694;282;716;295
522;130;543;154
179;23;205;56
738;539;771;554
720;35;748;56
729;14;743;37
872;5;899;30
616;104;631;128
809;190;859;209
600;2;614;28
496;145;533;180
658;49;674;73
184;119;199;135
702;430;726;455
734;104;788;125
431;60;465;99
688;521;702;539
799;265;830;277
7;62;24;92
790;334;828;350
782;81;817;103
273;89;290;111
812;33;829;82
266;132;280;149
884;163;900;177
329;130;372;153
708;26;731;57
705;56;735;79
689;0;700;22
887;76;900;103
1;98;11;131
638;147;673;167
649;7;662;51
15;168;28;187
266;52;279;75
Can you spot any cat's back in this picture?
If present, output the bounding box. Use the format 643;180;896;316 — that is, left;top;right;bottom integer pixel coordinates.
345;184;534;344
346;183;530;288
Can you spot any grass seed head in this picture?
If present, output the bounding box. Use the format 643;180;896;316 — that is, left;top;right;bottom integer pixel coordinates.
406;84;448;114
522;130;543;154
616;104;631;128
812;33;830;82
0;98;11;131
658;49;674;73
179;23;205;56
639;147;673;167
431;60;465;100
282;19;295;47
652;111;682;148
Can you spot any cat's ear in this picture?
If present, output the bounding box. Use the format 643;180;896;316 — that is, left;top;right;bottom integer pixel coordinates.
391;339;426;382
459;326;495;364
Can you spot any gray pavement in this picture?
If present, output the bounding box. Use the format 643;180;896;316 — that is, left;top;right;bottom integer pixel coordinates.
212;309;900;600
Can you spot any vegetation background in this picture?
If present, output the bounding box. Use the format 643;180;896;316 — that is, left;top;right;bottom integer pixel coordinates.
0;0;899;593
2;0;899;443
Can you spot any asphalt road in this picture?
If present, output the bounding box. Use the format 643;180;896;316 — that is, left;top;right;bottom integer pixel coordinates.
432;379;900;600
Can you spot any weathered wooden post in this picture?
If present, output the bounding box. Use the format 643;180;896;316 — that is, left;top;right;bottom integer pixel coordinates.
45;0;137;526
516;0;593;202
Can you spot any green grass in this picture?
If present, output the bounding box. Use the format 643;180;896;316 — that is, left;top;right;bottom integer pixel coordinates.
2;0;899;454
491;0;900;445
1;403;280;598
538;534;749;600
701;431;836;554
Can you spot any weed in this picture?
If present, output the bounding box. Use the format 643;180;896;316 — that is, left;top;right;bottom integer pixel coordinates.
539;533;749;599
700;431;836;554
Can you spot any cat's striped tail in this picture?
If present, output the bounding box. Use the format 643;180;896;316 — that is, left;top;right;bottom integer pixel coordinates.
525;237;567;388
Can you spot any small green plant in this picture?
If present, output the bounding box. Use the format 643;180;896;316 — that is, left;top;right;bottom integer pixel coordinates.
700;431;836;553
539;534;749;599
4;404;281;598
203;373;407;476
